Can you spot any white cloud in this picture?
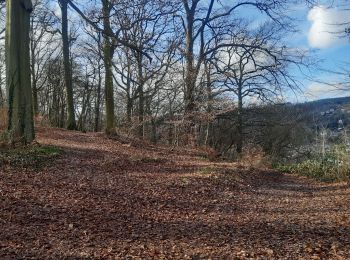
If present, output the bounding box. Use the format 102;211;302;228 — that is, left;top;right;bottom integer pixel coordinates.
307;6;349;49
305;82;346;100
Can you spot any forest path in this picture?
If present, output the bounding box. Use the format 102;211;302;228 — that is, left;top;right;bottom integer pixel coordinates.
0;128;349;259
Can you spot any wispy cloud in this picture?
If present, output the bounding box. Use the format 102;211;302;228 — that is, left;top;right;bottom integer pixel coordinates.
305;81;348;100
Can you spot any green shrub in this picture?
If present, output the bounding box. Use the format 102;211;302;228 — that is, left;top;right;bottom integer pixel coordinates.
0;145;62;169
275;146;350;182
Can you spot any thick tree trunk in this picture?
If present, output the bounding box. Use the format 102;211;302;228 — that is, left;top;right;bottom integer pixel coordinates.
6;0;35;144
183;9;198;146
184;14;196;116
59;0;76;130
102;0;115;134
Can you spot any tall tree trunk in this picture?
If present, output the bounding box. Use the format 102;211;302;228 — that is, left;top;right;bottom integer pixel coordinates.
30;60;39;117
32;83;38;116
102;0;115;134
94;62;102;132
60;97;65;128
6;0;35;144
30;15;39;116
0;65;3;107
59;0;76;130
151;118;157;144
126;93;132;124
77;93;86;131
236;85;243;154
183;7;198;146
184;12;196;116
51;80;59;126
125;58;133;125
204;62;213;146
137;54;144;138
78;80;91;132
138;87;144;137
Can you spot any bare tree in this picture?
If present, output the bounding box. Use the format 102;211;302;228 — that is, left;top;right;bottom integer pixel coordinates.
114;46;137;126
66;1;173;130
101;0;116;134
80;28;104;132
30;0;60;116
176;0;292;119
58;0;76;130
114;0;178;137
211;22;309;153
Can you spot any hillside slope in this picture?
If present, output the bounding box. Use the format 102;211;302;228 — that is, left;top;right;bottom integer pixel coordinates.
0;128;349;259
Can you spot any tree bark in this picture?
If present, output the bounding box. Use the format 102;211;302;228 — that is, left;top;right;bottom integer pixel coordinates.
204;61;213;146
126;94;133;124
94;62;102;132
137;54;144;138
184;9;196;116
32;81;39;116
30;16;39;116
0;63;4;107
59;0;76;130
236;85;243;154
182;3;201;146
151;118;157;144
102;0;115;134
6;0;35;144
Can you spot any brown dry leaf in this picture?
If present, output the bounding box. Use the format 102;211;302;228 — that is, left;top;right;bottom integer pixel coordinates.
0;127;349;259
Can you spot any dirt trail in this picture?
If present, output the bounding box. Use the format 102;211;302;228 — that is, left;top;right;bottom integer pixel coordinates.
1;128;349;259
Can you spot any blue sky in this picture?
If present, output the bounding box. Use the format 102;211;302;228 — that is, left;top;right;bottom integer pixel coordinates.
223;1;350;103
289;3;350;102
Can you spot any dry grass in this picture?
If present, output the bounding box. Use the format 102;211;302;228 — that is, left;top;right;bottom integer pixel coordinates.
0;109;49;130
239;145;270;168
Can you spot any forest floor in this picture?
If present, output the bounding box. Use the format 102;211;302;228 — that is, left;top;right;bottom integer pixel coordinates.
0;127;350;259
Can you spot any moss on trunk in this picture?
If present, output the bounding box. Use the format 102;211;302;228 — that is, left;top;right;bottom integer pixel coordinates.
6;0;35;144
